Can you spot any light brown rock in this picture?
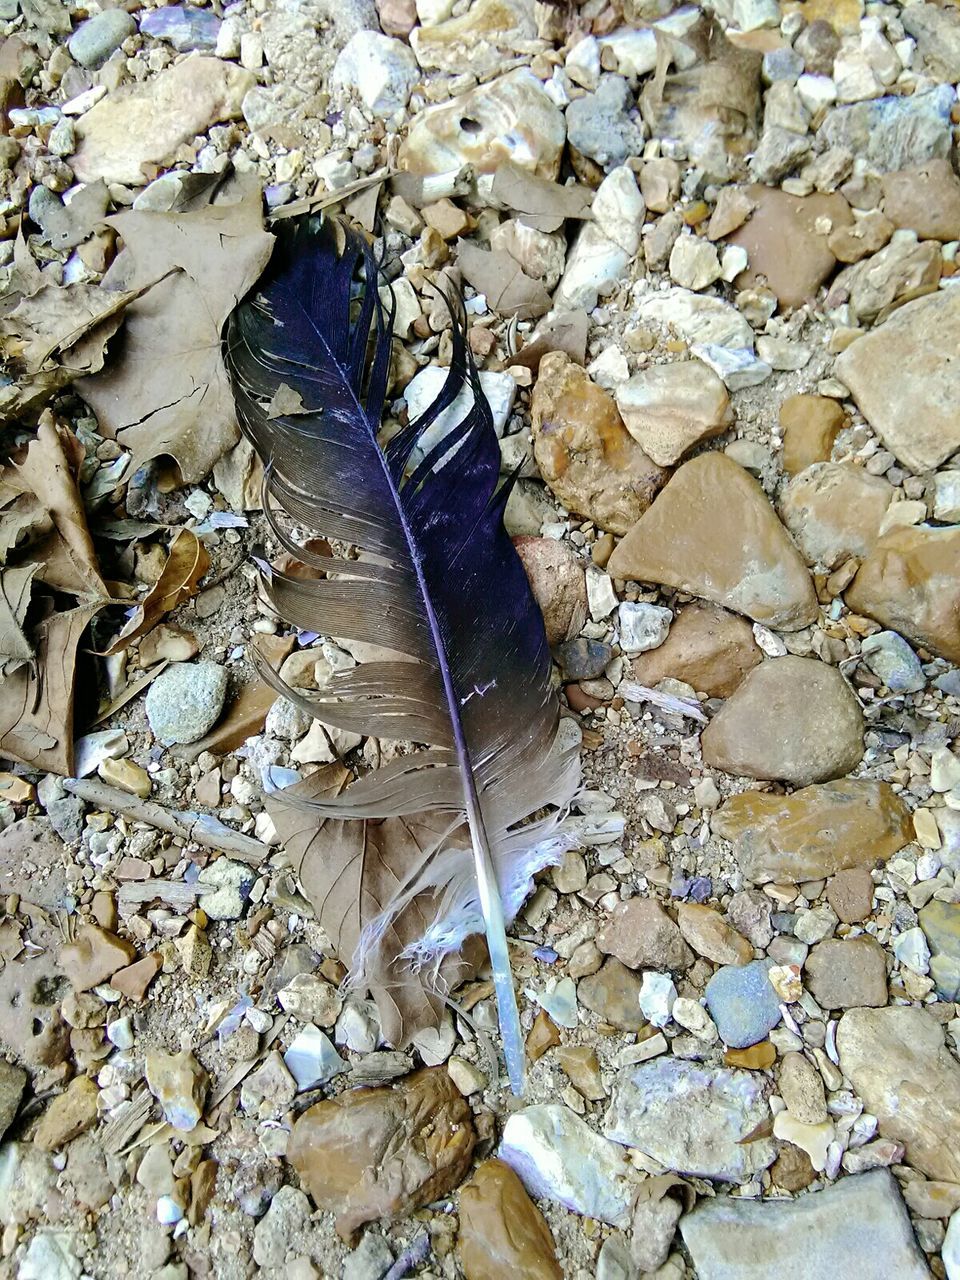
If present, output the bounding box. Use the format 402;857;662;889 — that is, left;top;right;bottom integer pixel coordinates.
837;1006;960;1181
597;898;693;972
727;186;854;309
778;1052;828;1125
458;1159;563;1280
778;463;895;569
834;289;960;472
145;1049;208;1133
411;0;538;79
607;454;818;630
513;536;588;645
531;352;667;535
804;936;888;1010
73;57;255;186
33;1075;99;1150
846;525;960;663
59;925;136;993
400;67;565;180
826;867;875;923
881;158;960;241
110;954;161;1001
828;209;894;264
577;958;645;1030
832;235;941;324
526;1010;561;1062
677;903;753;966
713;779;912;883
615;360;732;467
288;1067;476;1240
779;395;845;475
701;657;864;787
630;603;762;698
554;1046;606;1101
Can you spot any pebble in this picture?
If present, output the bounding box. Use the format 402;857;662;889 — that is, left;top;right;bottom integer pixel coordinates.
331;31;418;115
343;1231;394;1280
780;394;845;475
934;470;960;523
604;1057;776;1182
33;1076;99;1151
616;602;671;655
638;972;677;1027
68;9;136;67
631;603;761;698
919;900;960;999
277;974;343;1028
636;289;755;353
284;1024;346;1090
145;662;228;746
145;1049;207;1132
565;74;644;171
98;757;151;799
514;537;587;646
458;1159;563;1280
615;360;731;468
820;85;953;173
289;1069;475;1239
252;1186;310;1269
60;925;136;992
846;525;960;664
73;57;254;187
140;6;221;51
705;959;781;1048
555;638;612;680
860;631;925;694
577;959;645;1031
669;235;722;291
702;656;864;787
597;898;692;972
500;1104;636;1226
826;867;875;923
17;1231;82;1280
681;1168;930;1280
837;1007;960;1181
0;1061;25;1142
530;353;666;535
197;859;252;920
608;454;818;631
893;927;931;977
778;462;894;569
411;0;537;80
677;903;753;966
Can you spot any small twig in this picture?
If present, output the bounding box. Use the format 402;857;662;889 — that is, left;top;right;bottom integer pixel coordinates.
383;1232;431;1280
62;778;269;865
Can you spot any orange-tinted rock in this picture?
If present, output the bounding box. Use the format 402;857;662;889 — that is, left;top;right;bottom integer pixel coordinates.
531;352;667;535
770;1142;816;1191
526;1010;561;1063
778;462;894;569
727;186;853;309
724;1041;776;1070
713;779;912;883
288;1067;476;1240
677;903;753;966
779;395;845;475
33;1075;99;1150
701;656;864;787
577;958;645;1031
554;1045;606;1101
110;954;162;1001
826;867;875;923
458;1159;563;1280
845;525;960;664
827;209;894;264
607;454;818;630
881;158;960;242
631;603;762;698
59;925;136;993
513;536;587;646
597;898;693;971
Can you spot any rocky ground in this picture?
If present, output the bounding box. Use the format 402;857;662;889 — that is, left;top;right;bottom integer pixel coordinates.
2;0;960;1277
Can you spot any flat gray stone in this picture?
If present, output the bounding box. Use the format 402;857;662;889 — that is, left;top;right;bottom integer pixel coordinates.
819;86;953;174
68;9;136;67
603;1057;776;1183
145;661;228;746
680;1169;931;1280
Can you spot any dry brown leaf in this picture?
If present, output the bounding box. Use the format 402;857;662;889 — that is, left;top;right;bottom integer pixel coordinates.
457;242;552;321
271;170;389;223
507;310;590;372
0;564;38;675
77;184;275;483
36;180;111;251
2;412;108;598
265;383;308;419
101;527;209;655
480;161;593;233
0;601;103;775
268;768;476;1048
2;278;139;376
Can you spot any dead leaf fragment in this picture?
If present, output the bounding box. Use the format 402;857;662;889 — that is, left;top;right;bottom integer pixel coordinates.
508;310;589;372
479;161;593;233
457;242;552;320
102;528;209;655
265;383;308;419
0;564;38;674
77;185;275;483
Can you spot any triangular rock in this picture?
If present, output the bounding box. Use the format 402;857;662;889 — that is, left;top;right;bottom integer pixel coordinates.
607;453;818;630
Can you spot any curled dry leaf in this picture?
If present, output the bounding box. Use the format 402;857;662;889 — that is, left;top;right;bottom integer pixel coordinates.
77;183;275;484
457;241;552;320
477;159;593;234
0;564;38;675
0;601;103;775
508;310;590;372
102;527;209;656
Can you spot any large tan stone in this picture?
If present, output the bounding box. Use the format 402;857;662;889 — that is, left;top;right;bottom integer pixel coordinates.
881;158;960;241
458;1159;563;1280
837;1006;960;1181
835;289;960;473
727;186;853;309
779;395;845;475
607;453;818;630
531;352;667;535
778;462;895;568
713;779;913;883
701;656;864;787
411;0;539;79
845;524;960;663
630;603;762;698
615;360;732;467
73;57;255;186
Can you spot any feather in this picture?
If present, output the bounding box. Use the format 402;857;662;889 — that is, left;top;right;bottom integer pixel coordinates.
224;216;579;1093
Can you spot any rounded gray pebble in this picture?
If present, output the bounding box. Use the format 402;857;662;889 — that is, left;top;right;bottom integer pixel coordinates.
145;661;228;745
705;959;782;1049
68;10;137;68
